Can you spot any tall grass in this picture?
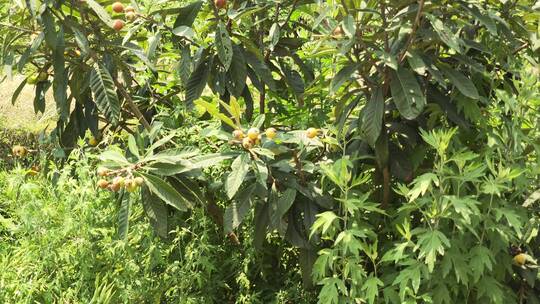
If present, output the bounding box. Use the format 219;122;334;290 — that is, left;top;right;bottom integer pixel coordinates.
0;148;315;303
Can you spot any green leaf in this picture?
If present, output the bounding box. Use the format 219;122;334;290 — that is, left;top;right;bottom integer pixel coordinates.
189;152;237;168
310;211;339;238
330;63;358;94
173;1;203;28
223;184;255;233
523;189;540;207
141;186;168;238
462;4;497;35
41;9;57;50
426;14;462;53
118;192;130;240
362;87;384;147
438;65;479;99
270;188;296;230
361;276;384;304
85;0;114;28
226;153;251;199
11;78;27;105
90;63;120;124
138;172;192;211
194;99;237;129
407;51;427;75
244;49;276;90
147;31;161;61
52;26;68;120
269;23;280;50
172;26;194;39
33;81;50;114
408;173;439;202
66;22;89;56
99;150;130;166
390;66;426;120
18;31;44;72
225;44;247;97
283;67;305;104
127;135;140;158
253;201;270;249
216;22;233;70
341;15;356;38
417;230;450;272
185;54;211;107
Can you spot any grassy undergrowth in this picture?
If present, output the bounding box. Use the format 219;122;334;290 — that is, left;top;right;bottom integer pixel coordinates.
0;149;314;303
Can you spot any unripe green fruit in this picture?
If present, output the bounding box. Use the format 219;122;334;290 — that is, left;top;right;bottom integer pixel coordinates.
37;71;48;82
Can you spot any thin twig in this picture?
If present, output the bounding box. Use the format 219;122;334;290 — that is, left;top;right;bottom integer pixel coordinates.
398;0;426;63
113;79;152;131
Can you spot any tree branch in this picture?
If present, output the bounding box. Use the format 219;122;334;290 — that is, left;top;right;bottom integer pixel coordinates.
398;0;426;64
113;79;152;131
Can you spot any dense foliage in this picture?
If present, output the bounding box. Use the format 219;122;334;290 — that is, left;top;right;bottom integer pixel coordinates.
1;0;540;302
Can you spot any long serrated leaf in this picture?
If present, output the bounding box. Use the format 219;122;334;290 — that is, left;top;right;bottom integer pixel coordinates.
216;22;233;70
41;9;56;50
253;202;270;249
99;149;130;166
53;26;69;120
269;23;280;50
390;67;426;120
173;1;203;28
244;49;276;90
362;87;384;147
226;153;251;199
185;54;211;107
118;192;131;240
330;63;358;94
85;0;114;28
33;81;50;114
11;78;27;105
195;99;236;129
190;152;237;168
18;32;44;72
270;188;296;229
65;21;90;56
226;44;247;97
426;14;462;53
141;186;168;238
223;184;255;233
90;63;120;124
139;172;192;211
438;65;479;99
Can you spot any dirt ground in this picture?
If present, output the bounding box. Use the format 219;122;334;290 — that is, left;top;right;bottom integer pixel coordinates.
0;75;55;132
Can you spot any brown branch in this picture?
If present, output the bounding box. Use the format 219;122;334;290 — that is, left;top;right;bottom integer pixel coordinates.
292;150;306;186
113;79;152;131
512;42;529;55
398;0;426;64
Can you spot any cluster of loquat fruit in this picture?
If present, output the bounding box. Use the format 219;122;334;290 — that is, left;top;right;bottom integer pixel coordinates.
232;127;320;150
96;167;144;193
108;2;137;31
